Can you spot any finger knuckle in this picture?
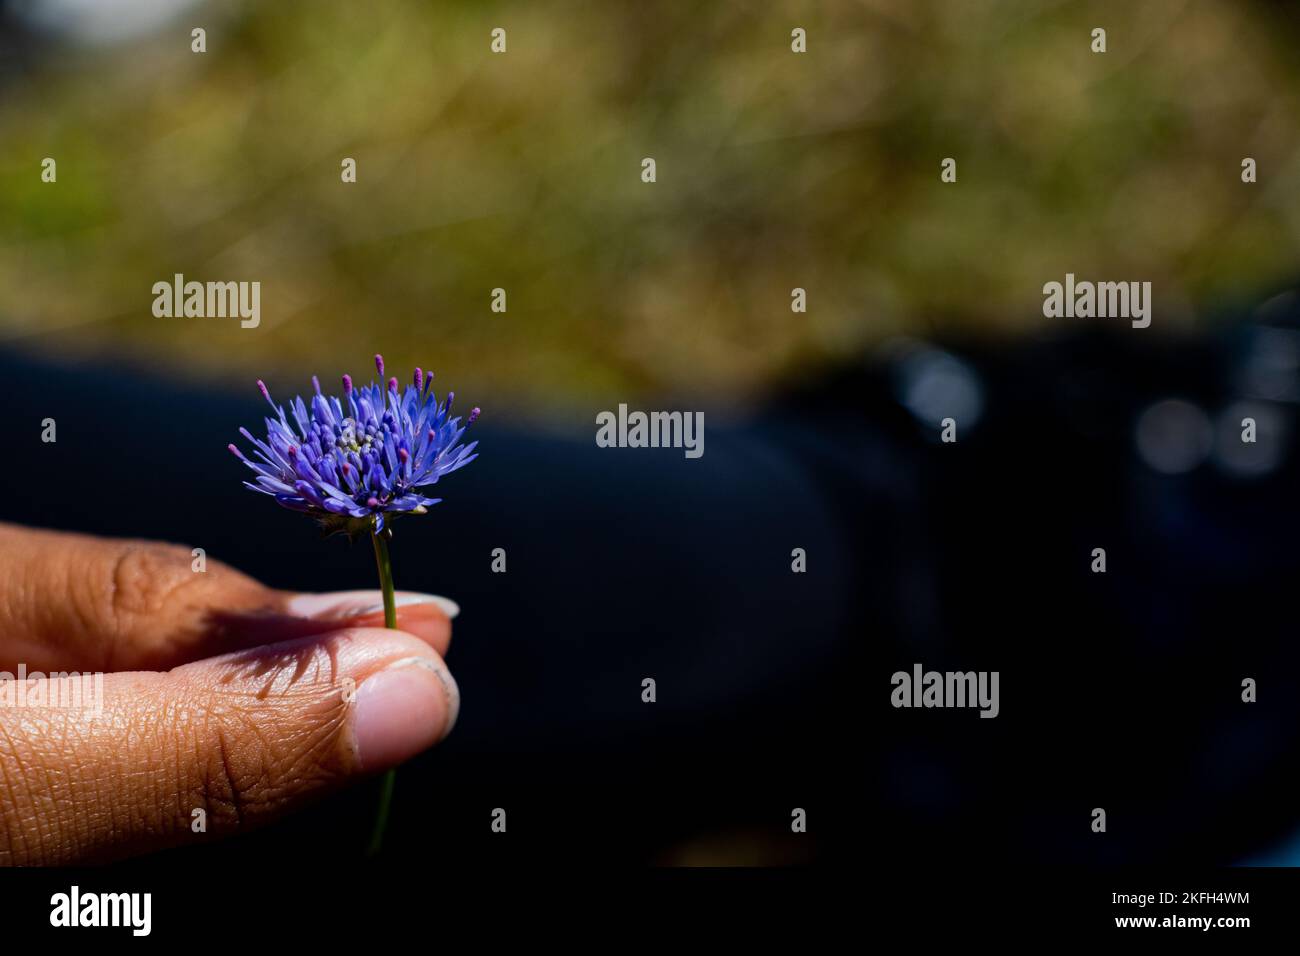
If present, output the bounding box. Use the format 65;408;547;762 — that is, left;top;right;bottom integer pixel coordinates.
107;542;203;620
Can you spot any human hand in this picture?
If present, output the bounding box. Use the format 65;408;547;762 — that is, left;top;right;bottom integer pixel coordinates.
0;523;459;864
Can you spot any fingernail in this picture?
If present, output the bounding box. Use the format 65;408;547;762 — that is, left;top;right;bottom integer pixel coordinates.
354;594;460;620
288;591;460;621
352;656;460;772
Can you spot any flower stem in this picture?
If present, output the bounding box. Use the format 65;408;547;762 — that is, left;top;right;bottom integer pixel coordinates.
371;527;398;629
366;525;397;856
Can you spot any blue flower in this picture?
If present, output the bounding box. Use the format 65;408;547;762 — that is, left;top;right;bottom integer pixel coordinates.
231;354;479;533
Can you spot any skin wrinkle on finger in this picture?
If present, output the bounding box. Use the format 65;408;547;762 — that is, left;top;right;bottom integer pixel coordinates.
214;726;248;830
0;704;109;865
0;717;33;864
203;683;347;823
178;646;351;835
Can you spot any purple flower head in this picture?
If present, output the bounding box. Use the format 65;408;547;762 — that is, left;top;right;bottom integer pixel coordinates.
231;356;479;535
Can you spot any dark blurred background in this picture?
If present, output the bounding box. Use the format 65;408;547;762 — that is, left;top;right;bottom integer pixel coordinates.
2;0;1300;866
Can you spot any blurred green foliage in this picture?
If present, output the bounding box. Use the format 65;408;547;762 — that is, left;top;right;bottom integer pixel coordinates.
1;0;1299;411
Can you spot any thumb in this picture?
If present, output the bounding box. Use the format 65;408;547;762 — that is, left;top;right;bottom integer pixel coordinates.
0;626;458;865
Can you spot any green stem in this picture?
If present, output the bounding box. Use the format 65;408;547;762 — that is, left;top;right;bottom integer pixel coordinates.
371;527;398;629
366;525;398;856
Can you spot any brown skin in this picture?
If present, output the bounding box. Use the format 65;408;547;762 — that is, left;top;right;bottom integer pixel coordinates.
0;523;455;864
